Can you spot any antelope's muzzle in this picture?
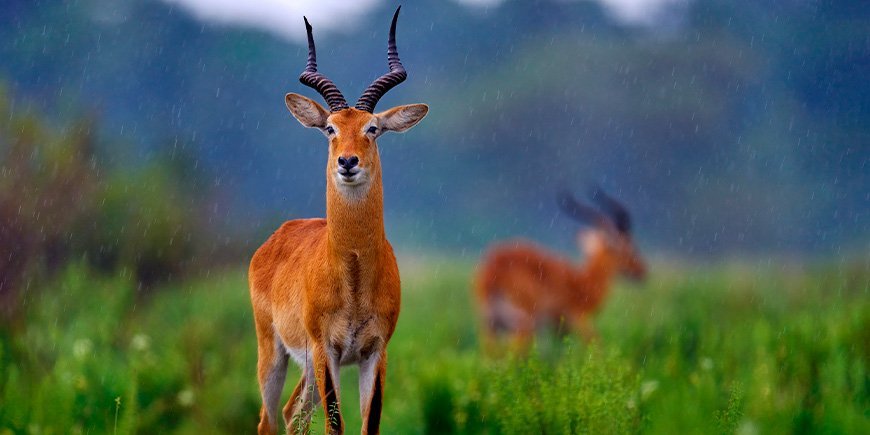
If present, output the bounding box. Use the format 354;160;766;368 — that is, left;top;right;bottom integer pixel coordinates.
337;156;361;183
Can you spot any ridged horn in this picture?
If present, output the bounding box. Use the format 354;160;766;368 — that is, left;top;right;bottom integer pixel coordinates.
590;187;632;234
299;17;349;112
355;6;407;113
557;190;608;228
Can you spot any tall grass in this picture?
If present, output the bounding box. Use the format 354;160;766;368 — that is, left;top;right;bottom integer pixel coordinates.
0;257;867;433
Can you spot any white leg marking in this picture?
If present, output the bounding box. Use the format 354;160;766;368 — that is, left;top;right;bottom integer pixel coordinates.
327;349;342;398
491;293;531;333
358;351;381;415
261;339;288;427
322;349;343;430
286;346;309;367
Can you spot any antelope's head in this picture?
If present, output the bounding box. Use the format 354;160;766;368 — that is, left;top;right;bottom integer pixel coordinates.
558;188;647;281
284;7;428;200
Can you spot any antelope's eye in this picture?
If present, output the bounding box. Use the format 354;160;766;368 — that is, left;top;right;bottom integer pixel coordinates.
367;126;378;134
325;126;336;135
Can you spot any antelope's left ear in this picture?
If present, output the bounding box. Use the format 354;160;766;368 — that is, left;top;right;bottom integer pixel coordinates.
285;93;330;129
377;104;429;133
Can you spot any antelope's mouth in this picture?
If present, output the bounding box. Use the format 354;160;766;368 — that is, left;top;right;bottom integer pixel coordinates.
337;168;364;186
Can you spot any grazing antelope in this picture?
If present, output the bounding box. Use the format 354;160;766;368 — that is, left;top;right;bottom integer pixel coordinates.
474;189;646;349
248;8;428;434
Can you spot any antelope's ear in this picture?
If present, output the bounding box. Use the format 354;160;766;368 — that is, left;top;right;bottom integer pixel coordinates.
377;104;429;133
285;93;330;129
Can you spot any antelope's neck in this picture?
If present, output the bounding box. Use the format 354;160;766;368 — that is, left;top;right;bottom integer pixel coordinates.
575;251;618;304
325;178;386;258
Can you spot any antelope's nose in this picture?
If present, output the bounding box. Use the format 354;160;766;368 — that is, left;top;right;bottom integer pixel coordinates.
337;156;359;172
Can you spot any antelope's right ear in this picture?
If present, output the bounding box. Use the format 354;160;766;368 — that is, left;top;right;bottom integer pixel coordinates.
285;93;330;129
377;104;429;133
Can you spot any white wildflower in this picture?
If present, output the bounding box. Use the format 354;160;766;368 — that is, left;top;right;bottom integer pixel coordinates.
72;338;93;360
640;379;659;401
177;388;196;407
131;334;151;352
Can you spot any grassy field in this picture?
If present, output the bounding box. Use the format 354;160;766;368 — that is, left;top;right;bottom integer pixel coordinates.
1;256;867;434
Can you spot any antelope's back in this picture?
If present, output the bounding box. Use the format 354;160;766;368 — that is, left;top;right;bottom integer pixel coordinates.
475;240;576;311
476;240;552;294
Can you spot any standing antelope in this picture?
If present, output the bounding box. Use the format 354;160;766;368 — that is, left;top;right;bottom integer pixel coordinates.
474;189;646;349
248;8;428;434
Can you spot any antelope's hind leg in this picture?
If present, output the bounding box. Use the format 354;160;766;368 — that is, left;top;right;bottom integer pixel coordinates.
358;347;387;435
313;344;344;434
479;297;504;356
489;296;534;355
256;328;289;435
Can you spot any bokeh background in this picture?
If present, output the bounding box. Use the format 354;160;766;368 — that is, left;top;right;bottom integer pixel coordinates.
1;0;867;433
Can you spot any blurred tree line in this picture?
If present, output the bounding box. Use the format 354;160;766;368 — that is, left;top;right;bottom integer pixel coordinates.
0;87;233;323
0;0;866;257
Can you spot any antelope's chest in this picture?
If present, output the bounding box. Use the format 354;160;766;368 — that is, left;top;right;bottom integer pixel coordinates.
324;273;390;365
324;277;395;365
308;251;399;364
326;311;382;365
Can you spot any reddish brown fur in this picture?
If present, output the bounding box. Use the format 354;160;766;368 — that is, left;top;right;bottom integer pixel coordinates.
250;105;425;434
474;228;646;349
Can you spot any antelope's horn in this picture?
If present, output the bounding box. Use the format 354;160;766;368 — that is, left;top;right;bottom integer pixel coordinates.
299;17;349;112
557;190;608;228
590;187;632;234
355;6;407;113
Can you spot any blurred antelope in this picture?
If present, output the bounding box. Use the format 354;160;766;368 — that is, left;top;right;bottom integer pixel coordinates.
248;8;428;435
474;189;646;349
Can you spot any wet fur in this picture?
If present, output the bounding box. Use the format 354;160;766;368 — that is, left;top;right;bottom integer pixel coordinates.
474;231;644;348
250;106;424;434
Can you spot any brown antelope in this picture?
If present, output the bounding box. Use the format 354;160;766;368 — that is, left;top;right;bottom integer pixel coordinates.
474;189;646;349
248;8;428;434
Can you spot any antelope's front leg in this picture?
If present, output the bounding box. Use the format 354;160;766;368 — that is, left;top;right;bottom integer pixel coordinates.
313;343;344;434
358;346;387;435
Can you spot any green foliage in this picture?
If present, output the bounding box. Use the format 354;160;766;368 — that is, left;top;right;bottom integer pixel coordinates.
288;383;317;435
0;87;100;304
0;87;211;322
83;160;200;285
480;348;639;434
1;265;138;433
0;258;867;433
714;383;743;434
0;263;259;434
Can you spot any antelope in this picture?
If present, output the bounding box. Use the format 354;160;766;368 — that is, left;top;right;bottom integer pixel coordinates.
474;189;646;349
248;8;428;434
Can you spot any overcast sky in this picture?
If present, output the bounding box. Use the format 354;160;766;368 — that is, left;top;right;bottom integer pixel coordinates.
455;0;685;25
159;0;687;42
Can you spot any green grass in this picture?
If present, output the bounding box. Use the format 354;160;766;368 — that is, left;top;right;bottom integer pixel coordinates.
1;257;867;434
